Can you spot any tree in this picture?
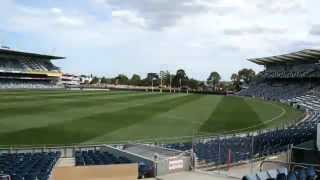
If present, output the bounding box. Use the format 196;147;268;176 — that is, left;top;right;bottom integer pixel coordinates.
207;71;221;87
176;69;188;80
231;73;239;82
130;74;141;86
145;73;159;86
230;73;240;91
114;74;129;85
173;69;188;87
90;76;99;84
146;73;159;81
238;68;256;84
187;78;199;90
100;76;108;84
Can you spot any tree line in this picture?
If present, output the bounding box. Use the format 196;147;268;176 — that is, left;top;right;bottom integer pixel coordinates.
85;68;256;92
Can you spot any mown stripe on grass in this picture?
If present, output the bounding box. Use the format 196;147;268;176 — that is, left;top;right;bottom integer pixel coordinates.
0;92;165;120
0;94;200;145
0;93;180;133
0;91;142;115
89;95;223;143
245;98;285;125
247;99;304;128
0;90;120;96
0;91;133;104
199;96;264;134
0;90;111;97
0;91;138;108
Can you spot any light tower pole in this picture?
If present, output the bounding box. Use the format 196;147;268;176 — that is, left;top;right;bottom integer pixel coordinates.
170;73;172;93
160;71;163;93
151;78;154;93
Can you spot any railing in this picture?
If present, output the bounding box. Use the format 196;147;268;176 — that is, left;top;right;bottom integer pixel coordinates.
0;144;107;158
260;160;320;172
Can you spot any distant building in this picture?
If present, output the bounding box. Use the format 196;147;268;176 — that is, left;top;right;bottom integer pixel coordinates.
79;75;93;84
61;74;80;86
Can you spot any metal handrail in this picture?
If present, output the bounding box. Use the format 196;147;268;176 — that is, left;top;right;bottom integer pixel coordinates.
260;160;320;172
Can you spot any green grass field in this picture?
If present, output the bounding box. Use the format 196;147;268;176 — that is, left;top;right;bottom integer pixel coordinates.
0;90;304;146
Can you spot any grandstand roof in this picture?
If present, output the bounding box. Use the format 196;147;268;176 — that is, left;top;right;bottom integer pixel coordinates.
248;49;320;65
0;48;65;60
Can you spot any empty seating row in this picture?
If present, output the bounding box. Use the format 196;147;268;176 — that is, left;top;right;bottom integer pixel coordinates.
75;150;131;166
240;81;313;101
0;59;59;72
288;93;320;111
243;166;318;180
0;80;62;89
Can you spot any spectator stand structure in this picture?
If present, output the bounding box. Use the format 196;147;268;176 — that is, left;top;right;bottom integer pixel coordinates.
0;152;61;180
0;48;64;89
239;49;320;101
104;144;192;177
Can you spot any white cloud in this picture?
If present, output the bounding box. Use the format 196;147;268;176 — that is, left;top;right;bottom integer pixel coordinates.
224;26;287;36
256;0;306;14
310;25;320;35
100;0;216;30
55;16;85;27
51;8;63;15
112;10;146;27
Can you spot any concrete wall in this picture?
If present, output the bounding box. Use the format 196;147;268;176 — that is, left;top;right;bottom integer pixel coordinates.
101;145;156;176
156;155;192;176
101;145;192;177
101;145;155;166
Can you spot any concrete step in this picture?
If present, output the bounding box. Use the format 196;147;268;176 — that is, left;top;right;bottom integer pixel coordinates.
56;157;75;167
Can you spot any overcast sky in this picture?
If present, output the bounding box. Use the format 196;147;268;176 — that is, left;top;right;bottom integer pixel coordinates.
1;0;320;80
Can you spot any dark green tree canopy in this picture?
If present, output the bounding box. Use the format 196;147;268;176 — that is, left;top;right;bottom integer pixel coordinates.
90;76;99;84
230;73;241;91
187;78;200;89
238;68;256;84
207;71;221;87
100;76;108;84
231;73;239;82
173;69;188;87
140;73;159;86
114;74;129;85
130;74;141;86
146;73;159;81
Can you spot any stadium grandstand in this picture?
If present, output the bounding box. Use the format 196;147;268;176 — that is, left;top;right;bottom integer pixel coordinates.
239;49;320;101
0;48;64;89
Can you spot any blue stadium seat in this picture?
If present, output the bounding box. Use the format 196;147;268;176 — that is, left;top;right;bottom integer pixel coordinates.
306;166;317;179
0;152;60;180
287;171;297;180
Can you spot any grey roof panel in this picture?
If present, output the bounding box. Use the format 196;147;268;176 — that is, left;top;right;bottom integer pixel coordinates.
248;49;320;65
0;48;65;60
